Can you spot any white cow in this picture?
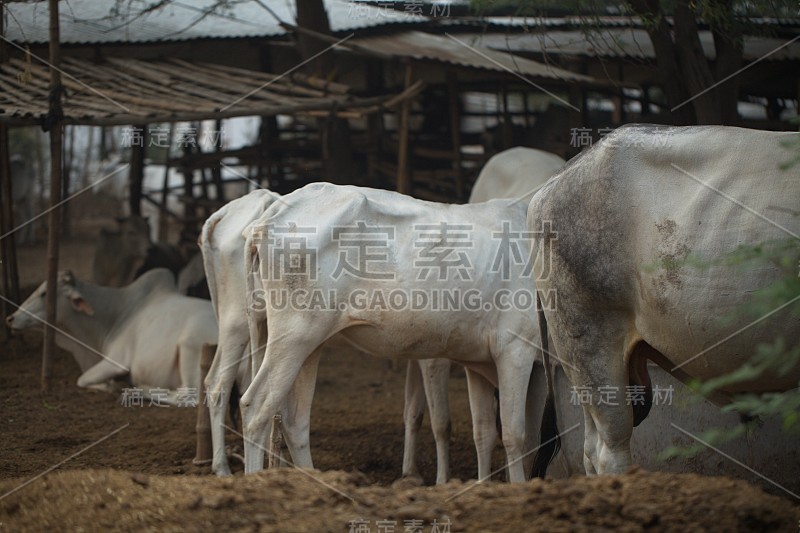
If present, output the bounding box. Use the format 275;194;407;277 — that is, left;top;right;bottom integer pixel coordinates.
402;147;566;480
469;147;565;203
7;269;218;402
528;125;800;477
199;189;282;476
200;190;453;483
241;182;543;482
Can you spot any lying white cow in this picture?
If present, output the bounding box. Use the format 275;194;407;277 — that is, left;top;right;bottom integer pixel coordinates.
7;269;218;402
529;125;800;477
241;182;543;482
200;190;454;483
469;147;565;203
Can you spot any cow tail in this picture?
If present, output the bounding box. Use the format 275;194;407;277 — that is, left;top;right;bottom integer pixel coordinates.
530;292;561;479
244;230;269;372
199;207;225;317
228;380;241;431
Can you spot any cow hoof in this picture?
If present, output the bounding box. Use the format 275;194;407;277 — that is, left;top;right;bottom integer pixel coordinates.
213;466;233;477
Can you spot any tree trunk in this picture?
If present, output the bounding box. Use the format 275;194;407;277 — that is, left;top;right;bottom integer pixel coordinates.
674;3;722;124
627;0;743;125
711;0;743;125
628;0;694;124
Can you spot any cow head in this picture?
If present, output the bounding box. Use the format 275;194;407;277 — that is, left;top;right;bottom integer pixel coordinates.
6;271;95;332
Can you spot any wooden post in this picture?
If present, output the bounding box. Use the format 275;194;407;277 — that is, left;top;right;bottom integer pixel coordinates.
193;343;215;466
0;0;21;320
501;84;512;149
447;72;463;201
523;91;531;129
80;126;94;189
128;125;146;216
61;125;74;236
158;124;174;242
211;119;225;204
396;63;413;195
268;414;283;469
0;126;20;314
42;0;64;392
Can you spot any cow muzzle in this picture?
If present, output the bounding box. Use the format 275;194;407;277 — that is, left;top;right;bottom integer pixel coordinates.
5;313;26;332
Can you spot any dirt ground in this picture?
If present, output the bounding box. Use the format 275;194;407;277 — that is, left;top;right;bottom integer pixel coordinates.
0;332;799;532
1;239;798;531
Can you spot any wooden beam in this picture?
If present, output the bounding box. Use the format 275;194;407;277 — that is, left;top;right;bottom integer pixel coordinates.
447;72;463;201
396;63;413;195
42;0;63;393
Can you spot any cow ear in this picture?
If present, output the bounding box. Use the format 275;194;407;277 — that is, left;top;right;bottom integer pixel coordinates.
68;290;94;316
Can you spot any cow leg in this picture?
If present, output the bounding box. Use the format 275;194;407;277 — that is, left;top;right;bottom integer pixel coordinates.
496;353;534;483
581;407;599;476
420;358;451;485
560;320;633;475
205;333;248;476
241;331;325;474
76;359;128;389
465;367;497;481
281;348;322;469
401;360;425;481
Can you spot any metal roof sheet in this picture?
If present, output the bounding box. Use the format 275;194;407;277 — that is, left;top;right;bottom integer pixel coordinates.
4;0;429;45
351;30;594;82
461;28;800;61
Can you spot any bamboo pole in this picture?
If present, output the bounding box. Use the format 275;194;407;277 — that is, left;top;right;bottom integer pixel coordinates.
42;0;63;392
193;343;215;466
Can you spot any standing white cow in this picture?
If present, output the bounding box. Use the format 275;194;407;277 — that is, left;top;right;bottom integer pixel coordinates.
469;147;565;203
528;125;800;477
402;146;566;480
200;189;282;476
241;182;544;482
200;190;454;483
7;269;218;401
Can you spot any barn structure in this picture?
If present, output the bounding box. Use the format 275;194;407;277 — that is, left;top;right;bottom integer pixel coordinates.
0;0;609;314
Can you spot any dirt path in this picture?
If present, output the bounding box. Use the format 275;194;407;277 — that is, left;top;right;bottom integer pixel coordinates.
1;332;798;531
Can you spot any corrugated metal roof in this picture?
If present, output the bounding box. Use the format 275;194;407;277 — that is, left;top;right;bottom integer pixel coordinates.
443;15;800;30
461;28;800;61
351;31;594;82
4;0;429;45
